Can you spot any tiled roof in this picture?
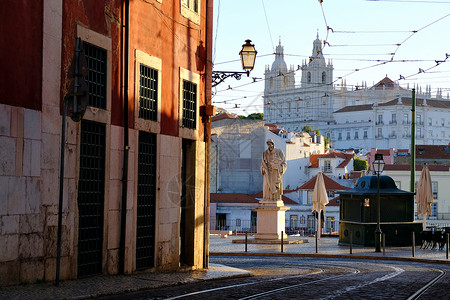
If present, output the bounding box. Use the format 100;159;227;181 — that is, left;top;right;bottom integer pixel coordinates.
416;145;450;160
210;193;259;203
264;123;283;134
337;155;353;168
210;192;297;205
251;191;298;205
370;76;399;90
334;97;450;114
309;154;322;168
375;149;391;155
297;173;351;191
334;104;373;113
211;112;236;121
349;171;365;179
328;196;340;206
384;164;450;171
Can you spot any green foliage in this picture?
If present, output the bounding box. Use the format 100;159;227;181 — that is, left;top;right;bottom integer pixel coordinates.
324;137;330;149
353;156;369;171
302;125;312;133
313;129;321;136
239;113;263;120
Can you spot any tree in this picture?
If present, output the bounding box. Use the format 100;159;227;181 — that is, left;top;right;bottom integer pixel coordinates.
302;125;312;133
324;137;330;149
353;156;369;171
313;129;321;136
238;113;263;120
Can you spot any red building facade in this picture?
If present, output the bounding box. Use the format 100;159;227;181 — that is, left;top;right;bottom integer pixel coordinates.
0;0;213;285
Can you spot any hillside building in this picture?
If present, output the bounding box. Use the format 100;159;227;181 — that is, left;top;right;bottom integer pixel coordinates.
263;35;450;152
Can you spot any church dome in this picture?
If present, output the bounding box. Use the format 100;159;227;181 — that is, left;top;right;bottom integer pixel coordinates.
271;40;287;73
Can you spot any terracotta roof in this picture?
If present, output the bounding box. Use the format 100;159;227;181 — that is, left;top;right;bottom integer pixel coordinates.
210;193;259;203
298;173;351;191
250;191;298;205
328;196;340;206
337;155;353;168
349;171;365;179
335;97;450;114
211;112;236;121
416;145;450;160
370;76;398;90
317;152;353;169
334;104;373;114
375;149;391;155
309;154;322;168
264;123;283;134
384;164;450;171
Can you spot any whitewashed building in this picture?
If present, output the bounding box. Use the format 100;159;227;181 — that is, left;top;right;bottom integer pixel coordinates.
211;114;326;193
383;165;450;222
263;35;450;152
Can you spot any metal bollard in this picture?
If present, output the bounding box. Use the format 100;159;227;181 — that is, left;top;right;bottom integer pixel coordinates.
245;232;248;253
382;233;386;256
350;230;353;254
412;231;415;258
281;231;284;253
315;232;318;254
446;233;449;260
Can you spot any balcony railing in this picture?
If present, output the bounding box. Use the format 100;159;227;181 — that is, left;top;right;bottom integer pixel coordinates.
375;121;384;126
389;121;397;125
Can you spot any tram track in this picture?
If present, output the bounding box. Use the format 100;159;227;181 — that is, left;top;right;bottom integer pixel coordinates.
407;269;446;300
165;264;360;300
98;257;449;300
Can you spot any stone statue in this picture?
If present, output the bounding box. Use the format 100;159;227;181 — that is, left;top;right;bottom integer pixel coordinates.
260;139;287;202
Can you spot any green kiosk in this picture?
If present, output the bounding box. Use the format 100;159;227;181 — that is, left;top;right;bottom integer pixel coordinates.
339;175;422;246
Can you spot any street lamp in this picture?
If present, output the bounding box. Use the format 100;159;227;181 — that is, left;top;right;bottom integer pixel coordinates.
373;153;385;252
212;39;257;87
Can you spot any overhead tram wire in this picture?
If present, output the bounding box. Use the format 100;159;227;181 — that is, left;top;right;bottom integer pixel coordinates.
390;13;450;61
366;0;450;3
261;0;275;52
317;2;450;87
213;0;221;63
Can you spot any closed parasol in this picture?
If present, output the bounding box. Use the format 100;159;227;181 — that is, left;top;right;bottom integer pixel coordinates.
312;172;329;238
415;165;433;230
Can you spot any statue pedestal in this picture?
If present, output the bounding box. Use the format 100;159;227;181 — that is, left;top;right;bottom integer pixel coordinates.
254;200;290;240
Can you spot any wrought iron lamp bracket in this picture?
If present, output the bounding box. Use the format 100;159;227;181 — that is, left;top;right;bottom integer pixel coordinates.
212;70;249;87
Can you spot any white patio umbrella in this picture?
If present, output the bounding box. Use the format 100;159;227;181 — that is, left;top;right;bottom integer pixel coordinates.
312;172;329;239
415;165;433;230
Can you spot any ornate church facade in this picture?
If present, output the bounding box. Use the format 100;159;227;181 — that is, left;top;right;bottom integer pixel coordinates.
263;35;450;151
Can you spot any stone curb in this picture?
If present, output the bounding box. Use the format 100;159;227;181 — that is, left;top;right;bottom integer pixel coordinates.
210;251;450;265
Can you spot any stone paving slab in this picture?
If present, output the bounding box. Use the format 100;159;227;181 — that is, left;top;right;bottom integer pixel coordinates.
0;264;252;300
2;235;450;299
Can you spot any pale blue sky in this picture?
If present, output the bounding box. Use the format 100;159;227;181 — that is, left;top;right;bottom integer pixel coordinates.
212;0;450;115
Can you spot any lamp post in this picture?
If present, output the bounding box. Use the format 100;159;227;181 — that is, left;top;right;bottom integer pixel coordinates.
373;153;385;252
212;39;257;87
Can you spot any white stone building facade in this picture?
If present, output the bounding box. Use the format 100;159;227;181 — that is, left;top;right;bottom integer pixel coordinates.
263;35;450;152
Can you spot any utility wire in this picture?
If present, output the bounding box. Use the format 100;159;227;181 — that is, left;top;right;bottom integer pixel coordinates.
261;0;275;52
213;0;221;63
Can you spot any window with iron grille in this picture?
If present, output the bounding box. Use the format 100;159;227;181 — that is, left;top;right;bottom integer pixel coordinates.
83;42;107;109
182;79;197;129
139;64;158;120
77;121;106;277
136;131;157;270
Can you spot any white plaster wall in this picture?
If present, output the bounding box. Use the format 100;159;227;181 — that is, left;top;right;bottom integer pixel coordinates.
384;169;450;220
